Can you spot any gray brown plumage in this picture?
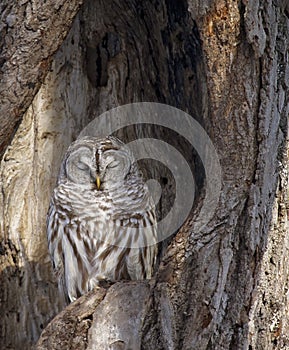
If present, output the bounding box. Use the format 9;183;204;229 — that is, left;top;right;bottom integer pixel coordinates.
47;136;157;302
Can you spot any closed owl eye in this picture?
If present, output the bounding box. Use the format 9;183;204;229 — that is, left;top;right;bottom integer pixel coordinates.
107;161;119;169
77;162;89;171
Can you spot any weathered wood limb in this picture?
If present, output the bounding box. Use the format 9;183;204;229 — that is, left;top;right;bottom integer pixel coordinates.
0;0;84;158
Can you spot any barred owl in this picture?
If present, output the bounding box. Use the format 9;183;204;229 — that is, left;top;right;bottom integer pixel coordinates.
47;136;157;303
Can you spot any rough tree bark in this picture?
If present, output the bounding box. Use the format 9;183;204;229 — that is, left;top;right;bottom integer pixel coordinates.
0;0;84;158
0;0;288;349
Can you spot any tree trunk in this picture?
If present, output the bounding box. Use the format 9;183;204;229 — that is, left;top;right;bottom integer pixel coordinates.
0;0;83;158
1;0;289;349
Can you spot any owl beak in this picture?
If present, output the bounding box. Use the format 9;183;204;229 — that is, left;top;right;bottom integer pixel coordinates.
96;176;101;190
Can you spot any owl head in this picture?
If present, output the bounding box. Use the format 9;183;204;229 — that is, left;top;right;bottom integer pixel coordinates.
58;136;139;190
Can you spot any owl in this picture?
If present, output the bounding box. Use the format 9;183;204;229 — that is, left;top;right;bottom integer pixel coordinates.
47;136;157;303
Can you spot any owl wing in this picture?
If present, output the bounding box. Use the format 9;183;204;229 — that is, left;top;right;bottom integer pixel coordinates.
47;198;91;302
46;198;72;303
89;209;157;282
114;210;158;280
47;199;64;278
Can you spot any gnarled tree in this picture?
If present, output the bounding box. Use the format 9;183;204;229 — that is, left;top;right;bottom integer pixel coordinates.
0;0;289;349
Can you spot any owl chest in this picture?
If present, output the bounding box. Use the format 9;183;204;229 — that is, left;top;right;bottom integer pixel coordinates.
55;187;139;235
